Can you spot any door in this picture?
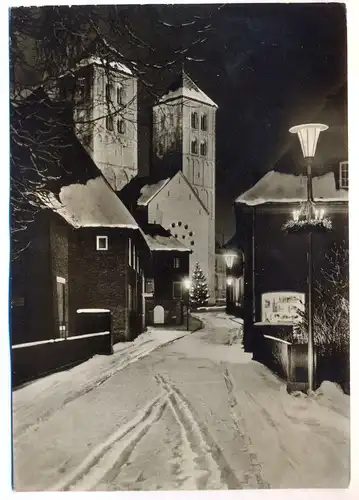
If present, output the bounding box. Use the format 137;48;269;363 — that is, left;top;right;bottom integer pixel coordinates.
56;277;68;338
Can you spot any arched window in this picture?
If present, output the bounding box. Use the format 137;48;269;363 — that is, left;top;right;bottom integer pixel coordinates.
117;119;126;134
105;83;113;102
191;139;198;155
106;115;114;131
117;87;126;105
191;112;199;129
200;141;207;156
201;114;208;131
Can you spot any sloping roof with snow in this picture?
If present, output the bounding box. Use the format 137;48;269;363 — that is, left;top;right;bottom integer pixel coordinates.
142;223;191;252
144;233;191;252
236;171;348;206
40;177;139;229
156;71;217;108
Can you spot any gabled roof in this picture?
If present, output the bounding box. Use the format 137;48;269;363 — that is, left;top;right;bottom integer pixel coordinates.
235;170;348;206
40;177;139;229
156;71;217;108
119;170;209;215
142;224;191;253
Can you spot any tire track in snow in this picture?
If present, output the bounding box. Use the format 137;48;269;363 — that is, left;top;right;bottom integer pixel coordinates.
223;367;270;489
50;392;167;491
156;374;243;490
14;336;187;440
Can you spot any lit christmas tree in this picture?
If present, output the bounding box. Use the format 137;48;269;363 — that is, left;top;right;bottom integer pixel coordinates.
190;262;210;309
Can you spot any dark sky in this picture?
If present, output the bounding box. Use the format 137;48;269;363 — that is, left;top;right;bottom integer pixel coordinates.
12;3;347;241
135;3;347;241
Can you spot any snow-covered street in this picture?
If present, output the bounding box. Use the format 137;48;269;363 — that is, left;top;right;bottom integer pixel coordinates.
12;312;350;491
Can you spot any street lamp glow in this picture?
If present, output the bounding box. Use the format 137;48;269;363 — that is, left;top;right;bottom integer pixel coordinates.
223;251;237;269
227;277;233;286
183;278;191;290
289;123;328;158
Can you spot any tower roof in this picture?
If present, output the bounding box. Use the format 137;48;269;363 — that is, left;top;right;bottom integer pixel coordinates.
75;36;132;76
156;71;217;108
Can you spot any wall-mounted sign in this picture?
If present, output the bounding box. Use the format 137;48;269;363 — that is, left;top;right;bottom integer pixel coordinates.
261;291;305;324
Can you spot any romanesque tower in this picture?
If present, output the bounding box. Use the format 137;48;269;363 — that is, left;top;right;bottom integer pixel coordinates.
60;39;138;192
152;71;217;301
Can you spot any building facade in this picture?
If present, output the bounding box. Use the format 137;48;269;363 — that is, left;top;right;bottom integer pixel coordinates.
151;72;217;301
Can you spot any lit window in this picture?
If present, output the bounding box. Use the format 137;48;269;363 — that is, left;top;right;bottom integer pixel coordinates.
201;114;208;131
173;281;183;299
191;139;198;154
339;161;348;189
96;236;108;251
191;112;199;129
56;277;67;338
200;141;207;156
173;257;180;268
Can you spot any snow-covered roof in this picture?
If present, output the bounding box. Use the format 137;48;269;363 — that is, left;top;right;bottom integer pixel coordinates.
76;56;132;76
144;233;191;252
157;72;217;108
236;171;348;206
39;177;139;229
137;178;171;206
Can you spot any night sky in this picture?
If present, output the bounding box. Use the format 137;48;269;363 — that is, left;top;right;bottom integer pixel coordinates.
134;3;347;241
12;3;347;241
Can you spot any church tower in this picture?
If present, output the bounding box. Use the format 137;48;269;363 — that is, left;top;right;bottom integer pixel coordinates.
60;39;138;192
152;72;217;301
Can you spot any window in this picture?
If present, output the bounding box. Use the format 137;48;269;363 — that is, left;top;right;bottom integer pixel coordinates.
128;238;132;266
117;119;126;134
128;284;133;310
132;244;136;269
191;139;198;155
173;257;180;268
191;112;199;129
339;161;348;189
96;236;108;251
145;278;154;294
117;87;126;105
173;281;183;299
136;255;140;273
201;114;208;131
200;141;207;156
161;115;166;130
106;115;114;131
56;277;67;338
169;113;174;126
105;83;113;102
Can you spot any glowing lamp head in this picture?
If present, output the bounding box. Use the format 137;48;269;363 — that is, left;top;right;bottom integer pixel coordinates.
227;277;233;286
183;278;191;290
224;251;237;269
289;123;328;158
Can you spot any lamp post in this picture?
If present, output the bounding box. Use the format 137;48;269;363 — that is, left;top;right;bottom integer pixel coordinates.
289;123;328;391
183;277;191;330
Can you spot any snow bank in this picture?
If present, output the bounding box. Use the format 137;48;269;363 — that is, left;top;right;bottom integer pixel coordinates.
236;170;348;206
40;177;139;229
13;327;189;438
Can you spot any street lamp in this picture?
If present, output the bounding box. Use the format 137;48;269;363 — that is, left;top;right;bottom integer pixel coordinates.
289;123;328;391
183;277;191;330
223;251;237;270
